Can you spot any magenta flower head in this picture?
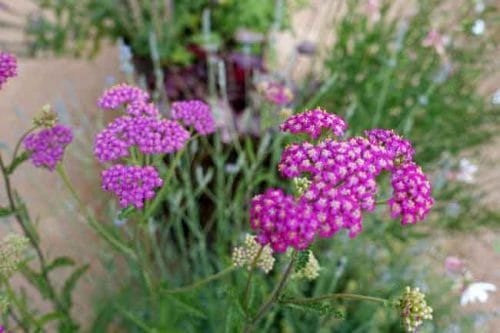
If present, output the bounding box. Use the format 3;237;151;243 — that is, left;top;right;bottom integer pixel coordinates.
98;83;159;117
250;188;319;252
94;116;190;163
251;108;434;250
102;164;163;209
0;51;17;89
171;100;216;136
365;129;414;166
94;116;134;163
389;162;434;225
257;81;294;106
23;124;73;171
280;108;347;139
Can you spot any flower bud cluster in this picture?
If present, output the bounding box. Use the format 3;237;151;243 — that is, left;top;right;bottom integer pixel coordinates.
232;234;275;273
397;286;433;332
0;234;28;278
293;250;320;280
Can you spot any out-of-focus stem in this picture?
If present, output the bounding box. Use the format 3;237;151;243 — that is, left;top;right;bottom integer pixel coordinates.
243;251;297;333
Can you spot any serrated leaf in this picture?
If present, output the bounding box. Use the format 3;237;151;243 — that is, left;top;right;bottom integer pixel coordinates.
117;206;136;220
37;311;65;326
295;249;311;273
6;151;30;175
0;206;13;217
14;193;39;242
45;256;76;273
62;264;89;308
166;295;207;319
115;304;156;333
21;267;51;299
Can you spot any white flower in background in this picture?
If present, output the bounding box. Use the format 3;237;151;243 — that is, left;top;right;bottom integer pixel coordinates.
460;282;497;306
474;0;485;13
456;158;478;184
492;89;500;105
471;19;485;35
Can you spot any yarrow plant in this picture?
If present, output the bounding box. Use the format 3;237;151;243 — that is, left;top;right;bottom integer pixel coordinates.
1;52;437;332
0;234;28;278
94;84;215;210
250;109;433;254
0;54;85;331
231;108;435;332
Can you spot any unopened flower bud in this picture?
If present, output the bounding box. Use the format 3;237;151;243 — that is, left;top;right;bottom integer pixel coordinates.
293;250;320;280
0;234;29;278
33;105;58;128
397;286;433;332
293;177;311;197
232;234;275;273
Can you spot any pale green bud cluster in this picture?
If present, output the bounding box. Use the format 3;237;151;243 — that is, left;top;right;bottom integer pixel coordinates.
0;234;29;278
397;286;433;332
293;250;320;281
232;234;275;273
33;105;58;128
293;177;311;197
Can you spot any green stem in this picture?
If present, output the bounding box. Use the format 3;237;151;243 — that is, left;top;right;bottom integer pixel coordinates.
242;246;264;311
56;163;138;261
143;134;199;221
11;126;37;163
162;266;236;294
282;293;388;305
0;154;74;328
243;252;297;333
56;163;84;210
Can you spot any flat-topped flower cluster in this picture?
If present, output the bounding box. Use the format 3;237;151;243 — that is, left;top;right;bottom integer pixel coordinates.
95;84;215;209
250;108;434;252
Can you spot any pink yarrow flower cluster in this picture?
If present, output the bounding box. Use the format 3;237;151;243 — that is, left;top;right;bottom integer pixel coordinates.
98;83;159;117
250;109;433;252
280;108;347;139
171;100;216;136
0;51;17;89
250;189;318;252
95;84;215;209
23;124;73;171
258;81;294;106
102;165;163;209
94;116;190;163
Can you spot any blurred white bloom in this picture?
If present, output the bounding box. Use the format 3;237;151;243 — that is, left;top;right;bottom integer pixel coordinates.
460;282;496;306
492;89;500;105
456;158;478;184
475;0;485;13
418;95;429;106
471;19;485;35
